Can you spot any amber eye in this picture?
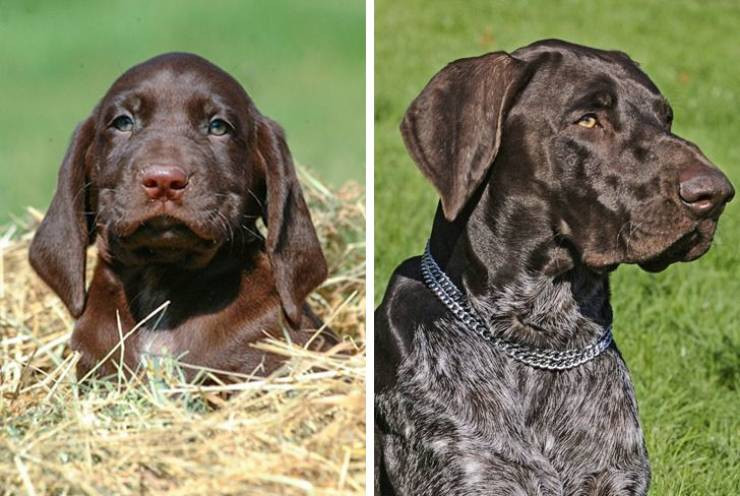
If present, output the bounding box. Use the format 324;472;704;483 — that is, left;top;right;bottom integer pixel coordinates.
111;115;134;132
577;114;598;129
208;118;230;136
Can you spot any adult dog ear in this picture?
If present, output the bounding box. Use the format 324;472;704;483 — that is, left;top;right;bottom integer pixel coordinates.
29;117;96;318
401;52;531;220
256;117;328;325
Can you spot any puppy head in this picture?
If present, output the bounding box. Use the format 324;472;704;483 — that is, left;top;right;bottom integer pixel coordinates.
29;53;326;324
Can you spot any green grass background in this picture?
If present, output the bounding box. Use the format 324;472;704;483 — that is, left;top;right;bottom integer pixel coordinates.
375;0;739;494
0;0;364;221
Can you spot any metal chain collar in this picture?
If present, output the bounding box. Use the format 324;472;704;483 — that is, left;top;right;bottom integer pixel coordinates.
420;242;613;370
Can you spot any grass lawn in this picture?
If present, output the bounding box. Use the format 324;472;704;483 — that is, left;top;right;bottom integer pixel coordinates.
0;0;364;221
375;0;739;494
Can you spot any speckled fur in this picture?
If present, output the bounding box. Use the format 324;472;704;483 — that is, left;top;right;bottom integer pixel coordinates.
376;39;733;496
376;265;649;496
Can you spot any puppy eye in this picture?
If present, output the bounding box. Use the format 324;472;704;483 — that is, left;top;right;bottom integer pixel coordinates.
111;115;134;132
208;119;230;136
576;114;599;129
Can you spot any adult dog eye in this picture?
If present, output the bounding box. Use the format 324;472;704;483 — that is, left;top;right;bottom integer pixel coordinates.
111;115;134;132
576;114;599;129
208;119;231;136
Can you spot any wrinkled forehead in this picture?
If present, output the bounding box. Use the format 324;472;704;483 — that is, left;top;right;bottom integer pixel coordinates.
513;41;669;110
99;55;253;118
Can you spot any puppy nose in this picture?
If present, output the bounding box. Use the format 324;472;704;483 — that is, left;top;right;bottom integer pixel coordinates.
141;165;189;200
679;164;734;217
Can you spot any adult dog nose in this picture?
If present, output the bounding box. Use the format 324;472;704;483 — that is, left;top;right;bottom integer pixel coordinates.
141;165;189;201
679;164;734;217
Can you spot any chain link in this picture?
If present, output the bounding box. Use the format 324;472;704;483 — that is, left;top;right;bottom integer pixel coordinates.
420;242;613;370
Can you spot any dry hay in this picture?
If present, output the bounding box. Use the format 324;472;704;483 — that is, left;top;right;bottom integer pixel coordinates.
0;170;365;496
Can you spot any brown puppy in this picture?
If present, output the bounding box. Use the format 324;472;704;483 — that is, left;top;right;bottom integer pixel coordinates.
30;53;331;380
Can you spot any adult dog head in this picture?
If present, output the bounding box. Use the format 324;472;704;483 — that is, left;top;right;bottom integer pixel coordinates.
30;53;326;326
402;39;734;277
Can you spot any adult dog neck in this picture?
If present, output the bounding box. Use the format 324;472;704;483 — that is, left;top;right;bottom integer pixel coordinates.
428;190;613;349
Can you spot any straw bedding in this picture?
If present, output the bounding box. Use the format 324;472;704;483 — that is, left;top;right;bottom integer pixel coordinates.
0;170;365;495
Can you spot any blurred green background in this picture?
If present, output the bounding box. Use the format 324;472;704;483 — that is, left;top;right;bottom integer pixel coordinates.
0;0;364;221
376;0;739;494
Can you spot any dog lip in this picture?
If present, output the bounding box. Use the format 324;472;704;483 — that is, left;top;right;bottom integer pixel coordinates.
145;215;185;231
116;214;218;243
637;221;716;271
582;219;715;273
112;216;221;266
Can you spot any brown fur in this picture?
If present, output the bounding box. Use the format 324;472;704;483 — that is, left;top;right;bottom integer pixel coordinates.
29;53;332;380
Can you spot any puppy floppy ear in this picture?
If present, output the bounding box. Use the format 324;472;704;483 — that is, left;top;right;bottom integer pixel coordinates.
256;117;327;325
401;52;531;220
29;117;96;318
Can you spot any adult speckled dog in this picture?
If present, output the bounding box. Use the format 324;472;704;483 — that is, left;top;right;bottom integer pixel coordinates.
30;53;333;380
375;40;734;495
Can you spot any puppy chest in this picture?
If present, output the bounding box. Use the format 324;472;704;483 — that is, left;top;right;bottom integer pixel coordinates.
138;330;180;358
